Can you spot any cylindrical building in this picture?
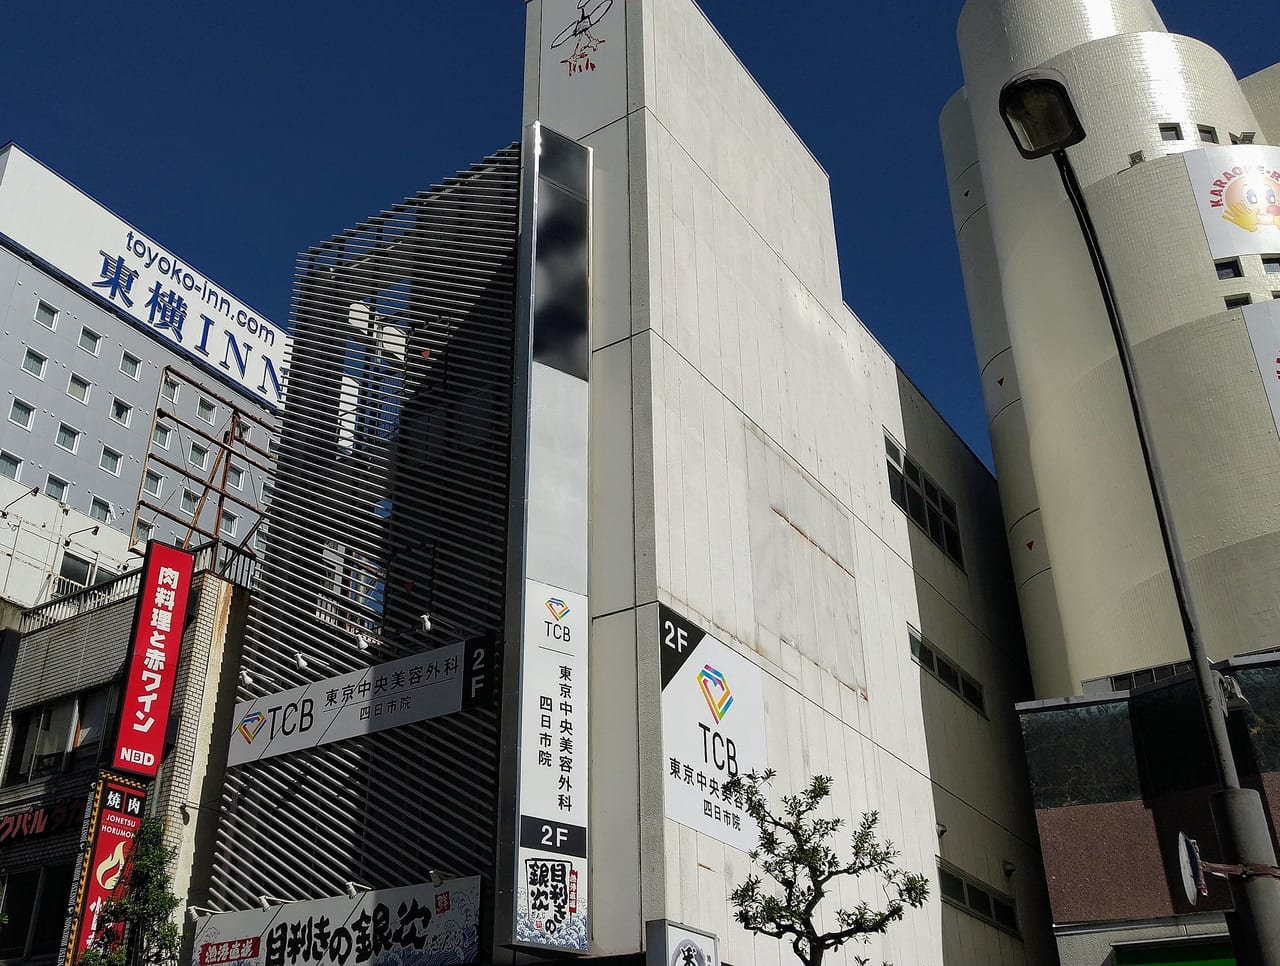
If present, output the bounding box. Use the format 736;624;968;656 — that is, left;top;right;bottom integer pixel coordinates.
944;0;1280;698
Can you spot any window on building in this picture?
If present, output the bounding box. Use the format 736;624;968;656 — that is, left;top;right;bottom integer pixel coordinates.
161;376;180;404
34;299;58;330
55;422;81;453
220;510;239;537
1197;124;1219;143
909;627;985;713
1215;258;1244;279
261;480;275;505
181;489;198;515
143;470;163;498
1108;660;1192;692
197;397;216;424
152;422;172;449
134;520;154;543
21;348;47;379
227;464;243;490
937;862;1019;936
58;552;92;593
3;685;116;786
9;398;34;431
1225;294;1252;309
89;497;111;523
99;446;122;476
45;475;68;501
120;351;141;380
109;398;132;427
190;442;209;470
254;526;269;554
885;435;964;567
1159;123;1183;141
1263;255;1280;274
78;327;101;355
235;423;251;444
0;451;20;482
67;373;91;404
1;862;76;957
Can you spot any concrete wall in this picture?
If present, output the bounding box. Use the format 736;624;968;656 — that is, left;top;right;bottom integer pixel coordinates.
525;0;1052;963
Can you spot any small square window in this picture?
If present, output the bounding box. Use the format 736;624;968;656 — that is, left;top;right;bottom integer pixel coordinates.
219;511;239;537
1225;294;1252;309
0;451;20;481
89;497;111;523
99;446;122;475
1263;256;1280;274
1273;292;1280;300
133;520;154;543
1197;124;1219;143
143;470;163;498
34;300;58;329
235;423;251;444
197;398;216;424
161;377;180;404
9;398;35;430
56;423;82;453
120;352;141;380
67;373;91;403
21;348;47;378
79;327;102;355
152;423;172;449
1215;258;1244;280
180;489;198;515
1159;123;1183;141
45;475;68;501
261;480;275;505
190;442;209;469
227;464;244;490
110;398;132;427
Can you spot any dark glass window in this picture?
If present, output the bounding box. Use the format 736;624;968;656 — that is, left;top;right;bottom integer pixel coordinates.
1215;258;1244;279
0;869;40;956
939;868;966;904
884;436;965;567
1159;123;1182;141
1225;294;1252;309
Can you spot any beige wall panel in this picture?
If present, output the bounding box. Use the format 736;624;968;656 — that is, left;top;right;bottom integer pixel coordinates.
1242;63;1280;144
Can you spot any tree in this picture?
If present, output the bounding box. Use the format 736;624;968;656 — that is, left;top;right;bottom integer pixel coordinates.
722;769;929;966
79;818;181;966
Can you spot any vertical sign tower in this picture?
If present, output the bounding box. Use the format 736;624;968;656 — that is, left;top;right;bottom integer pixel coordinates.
498;123;593;953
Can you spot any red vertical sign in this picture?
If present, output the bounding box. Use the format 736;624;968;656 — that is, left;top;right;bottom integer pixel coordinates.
65;775;147;962
111;541;195;778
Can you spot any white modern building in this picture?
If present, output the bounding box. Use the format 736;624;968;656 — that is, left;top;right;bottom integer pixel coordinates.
196;2;1054;966
942;0;1280;962
0;144;289;619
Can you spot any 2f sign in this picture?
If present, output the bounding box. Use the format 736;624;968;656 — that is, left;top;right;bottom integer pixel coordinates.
663;619;689;653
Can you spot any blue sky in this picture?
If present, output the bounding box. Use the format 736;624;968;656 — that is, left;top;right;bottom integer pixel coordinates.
1;1;1273;466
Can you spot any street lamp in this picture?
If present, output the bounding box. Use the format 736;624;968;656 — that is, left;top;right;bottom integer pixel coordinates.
998;67;1280;963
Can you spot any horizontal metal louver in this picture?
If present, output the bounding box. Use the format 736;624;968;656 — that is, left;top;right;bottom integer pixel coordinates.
205;145;521;948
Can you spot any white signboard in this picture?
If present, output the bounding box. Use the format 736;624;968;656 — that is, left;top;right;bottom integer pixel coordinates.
189;879;481;966
227;638;496;766
659;605;766;854
645;921;720;966
1185;145;1280;258
536;0;627;140
514;578;589;952
1244;300;1280;437
0;146;290;409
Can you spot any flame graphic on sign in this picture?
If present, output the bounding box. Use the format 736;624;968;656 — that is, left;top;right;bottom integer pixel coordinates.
96;841;126;890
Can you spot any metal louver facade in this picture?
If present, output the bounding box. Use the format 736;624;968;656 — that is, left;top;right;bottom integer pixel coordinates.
206;145;522;949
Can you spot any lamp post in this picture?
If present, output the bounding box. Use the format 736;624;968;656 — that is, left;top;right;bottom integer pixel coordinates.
999;68;1280;964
